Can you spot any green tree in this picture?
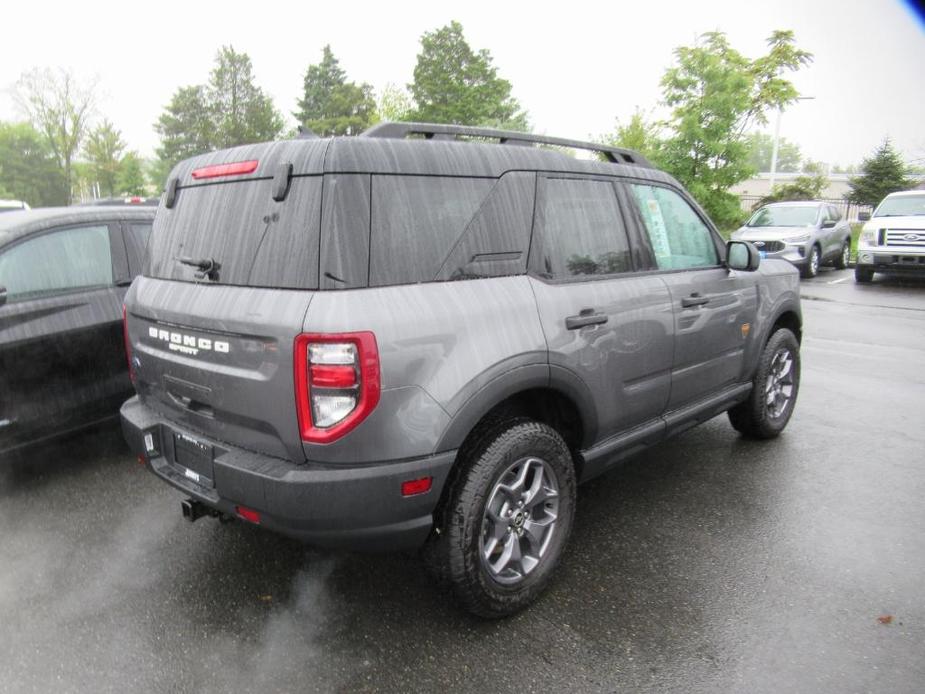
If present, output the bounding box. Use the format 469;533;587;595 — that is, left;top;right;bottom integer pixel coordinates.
84;119;126;197
15;68;97;205
154;47;283;182
377;83;414;122
208;46;283;147
745;132;801;172
116;152;147;195
845;139;914;207
0;121;68;206
154;85;212;179
600;109;662;161
408;21;528;130
657;31;812;228
294;46;376;136
757;174;828;207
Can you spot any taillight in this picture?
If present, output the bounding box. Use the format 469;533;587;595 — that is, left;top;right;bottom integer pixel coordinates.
294;332;380;443
191;160;259;180
123;305;135;383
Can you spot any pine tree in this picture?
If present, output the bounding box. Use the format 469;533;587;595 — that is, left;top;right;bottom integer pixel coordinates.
846;139;914;207
294;46;376;136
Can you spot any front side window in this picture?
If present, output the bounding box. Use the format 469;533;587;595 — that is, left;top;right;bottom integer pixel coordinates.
531;177;632;279
0;225;113;301
629;185;719;270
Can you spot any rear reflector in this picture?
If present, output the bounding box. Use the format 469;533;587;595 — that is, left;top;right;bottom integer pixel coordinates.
401;477;433;497
235;506;261;524
122;305;134;383
191;160;259;180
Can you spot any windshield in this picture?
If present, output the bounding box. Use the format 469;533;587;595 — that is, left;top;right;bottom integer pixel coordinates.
873;195;925;217
747;206;819;227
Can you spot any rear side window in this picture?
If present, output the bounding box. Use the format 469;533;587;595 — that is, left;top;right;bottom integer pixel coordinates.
530;177;632;279
628;184;719;270
124;222;152;276
369;176;493;286
145;177;321;289
0;225;112;301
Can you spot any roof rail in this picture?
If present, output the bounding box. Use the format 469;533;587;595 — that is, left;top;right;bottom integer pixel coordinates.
360;122;651;168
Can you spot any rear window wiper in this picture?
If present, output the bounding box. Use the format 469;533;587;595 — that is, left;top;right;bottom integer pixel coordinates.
177;256;221;281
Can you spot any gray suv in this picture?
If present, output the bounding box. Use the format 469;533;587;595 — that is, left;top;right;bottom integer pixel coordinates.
121;123;802;616
732;201;853;278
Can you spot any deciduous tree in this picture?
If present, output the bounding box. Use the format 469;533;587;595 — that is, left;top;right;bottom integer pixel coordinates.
0;121;68;206
746;132;802;173
657;31;812;228
15;68;97;204
84;119;126;197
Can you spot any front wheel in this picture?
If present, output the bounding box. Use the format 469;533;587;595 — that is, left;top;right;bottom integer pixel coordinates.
834;240;850;270
430;420;576;618
728;328;801;439
800;245;820;278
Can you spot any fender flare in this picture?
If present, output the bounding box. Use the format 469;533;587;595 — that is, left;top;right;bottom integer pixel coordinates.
434;363;599;453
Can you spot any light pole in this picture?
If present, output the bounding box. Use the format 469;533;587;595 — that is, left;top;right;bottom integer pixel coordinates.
768;96;815;189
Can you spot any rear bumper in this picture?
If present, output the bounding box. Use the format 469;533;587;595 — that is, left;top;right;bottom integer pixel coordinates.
120;396;455;551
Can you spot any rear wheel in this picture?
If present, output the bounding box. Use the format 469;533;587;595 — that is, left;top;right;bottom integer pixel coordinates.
834;240;850;270
855;265;874;283
800;245;820;278
429;420;576;618
728;328;800;439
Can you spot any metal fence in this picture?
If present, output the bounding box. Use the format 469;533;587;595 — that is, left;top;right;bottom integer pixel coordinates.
738;195;873;222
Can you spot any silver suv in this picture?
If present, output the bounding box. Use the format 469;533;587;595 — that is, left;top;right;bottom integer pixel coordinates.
121;123;802;616
732;200;852;278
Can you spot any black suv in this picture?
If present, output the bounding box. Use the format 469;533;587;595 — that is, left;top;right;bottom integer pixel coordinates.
122;123;801;616
0;206;154;455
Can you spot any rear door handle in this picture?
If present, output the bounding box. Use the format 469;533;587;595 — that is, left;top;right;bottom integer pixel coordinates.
565;309;608;330
681;293;710;308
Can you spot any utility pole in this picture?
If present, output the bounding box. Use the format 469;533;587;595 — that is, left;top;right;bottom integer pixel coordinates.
769;96;815;190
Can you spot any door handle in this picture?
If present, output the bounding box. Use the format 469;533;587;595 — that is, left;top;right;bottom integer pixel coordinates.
565;309;608;330
681;293;710;308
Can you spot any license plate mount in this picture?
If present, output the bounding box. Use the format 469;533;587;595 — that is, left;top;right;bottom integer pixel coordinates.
172;432;215;487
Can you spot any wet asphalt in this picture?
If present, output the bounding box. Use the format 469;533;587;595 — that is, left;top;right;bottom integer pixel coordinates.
1;268;924;693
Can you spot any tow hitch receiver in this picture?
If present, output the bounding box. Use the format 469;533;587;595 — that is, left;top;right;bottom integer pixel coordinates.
181;498;217;523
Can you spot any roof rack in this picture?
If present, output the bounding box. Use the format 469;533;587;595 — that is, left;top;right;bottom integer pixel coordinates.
361;122;651;168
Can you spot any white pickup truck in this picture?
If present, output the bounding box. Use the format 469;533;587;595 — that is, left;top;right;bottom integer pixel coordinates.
856;190;925;282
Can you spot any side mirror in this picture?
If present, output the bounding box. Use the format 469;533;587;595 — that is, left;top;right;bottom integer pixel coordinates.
726;241;760;271
0;286;7;307
822;219;836;229
858;211;871;222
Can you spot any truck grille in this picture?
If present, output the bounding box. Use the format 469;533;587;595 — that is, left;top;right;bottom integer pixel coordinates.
753;240;785;252
885;230;925;248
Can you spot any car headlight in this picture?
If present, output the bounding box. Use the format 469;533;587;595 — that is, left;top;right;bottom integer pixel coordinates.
784;233;811;244
859;228;878;246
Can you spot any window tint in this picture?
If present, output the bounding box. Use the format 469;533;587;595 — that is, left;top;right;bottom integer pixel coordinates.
531;178;631;279
0;225;112;300
145;177;321;289
629;185;718;270
124;222;152;275
370;176;493;286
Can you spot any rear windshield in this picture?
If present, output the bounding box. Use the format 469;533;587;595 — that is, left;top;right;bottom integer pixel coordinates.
145;177;321;289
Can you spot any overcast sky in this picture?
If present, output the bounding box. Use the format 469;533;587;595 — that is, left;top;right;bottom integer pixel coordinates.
1;0;923;168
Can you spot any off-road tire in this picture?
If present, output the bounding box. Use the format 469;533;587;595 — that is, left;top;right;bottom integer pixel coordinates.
728;328;801;439
426;419;576;618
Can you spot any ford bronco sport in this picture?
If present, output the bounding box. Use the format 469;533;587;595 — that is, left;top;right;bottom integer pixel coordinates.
121;123;802;617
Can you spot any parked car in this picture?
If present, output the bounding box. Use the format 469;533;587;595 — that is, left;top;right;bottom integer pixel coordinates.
0;206;155;456
0;199;31;213
855;190;925;283
74;196;160;207
121;123;802;617
731;201;852;278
